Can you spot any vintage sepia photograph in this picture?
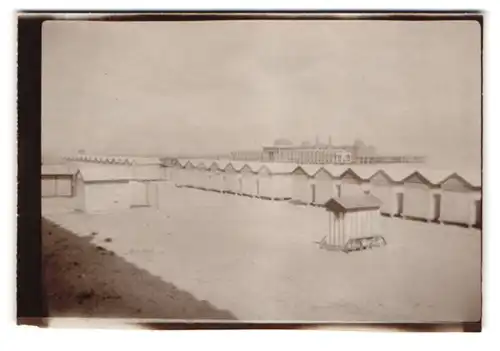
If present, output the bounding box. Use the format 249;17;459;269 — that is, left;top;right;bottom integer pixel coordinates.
35;13;482;327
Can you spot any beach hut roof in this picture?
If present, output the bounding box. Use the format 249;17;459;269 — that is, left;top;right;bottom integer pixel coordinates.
323;165;350;177
325;194;382;213
266;162;299;174
402;171;435;186
76;166;133;182
382;166;417;182
312;166;335;179
216;159;231;169
42;164;77;176
229;161;246;172
440;171;482;188
300;164;322;177
184;160;196;168
194;160;208;169
257;164;272;174
177;158;191;167
417;168;454;185
340;168;364;181
131;157;161;165
207;161;223;171
246;162;265;173
458;170;481;188
348;166;381;180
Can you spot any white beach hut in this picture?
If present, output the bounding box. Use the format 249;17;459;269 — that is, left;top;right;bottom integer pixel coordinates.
256;165;273;199
439;172;482;227
324;195;382;248
240;163;260;197
290;166;311;204
182;161;197;187
192;161;209;189
401;171;437;221
207;162;224;192
312;167;336;205
75;167;133;213
338;168;365;197
223;163;241;194
267;163;296;200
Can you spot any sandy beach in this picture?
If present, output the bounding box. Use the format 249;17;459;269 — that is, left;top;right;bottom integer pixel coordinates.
42;184;481;322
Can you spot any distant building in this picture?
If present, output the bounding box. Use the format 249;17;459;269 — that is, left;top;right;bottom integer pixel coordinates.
230;137;425;165
262;144;353;164
231;137;366;164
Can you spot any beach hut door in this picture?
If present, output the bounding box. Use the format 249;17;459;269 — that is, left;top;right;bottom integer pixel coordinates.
131;181;148;207
433;194;441;221
475;200;482;228
396;193;404;216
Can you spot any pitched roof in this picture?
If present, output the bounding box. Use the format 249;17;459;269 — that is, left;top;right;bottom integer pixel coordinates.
417;168;454;185
131;157;162;165
265;162;298;174
216;159;231;170
348;166;381;180
76;166;133;182
177;158;191;167
42;164;77;176
194;160;208;169
257;164;272;174
325;194;382;213
440;171;482;188
455;170;481;188
340;168;363;180
300;164;321;177
323;165;350;177
246;162;264;173
228;161;246;171
382;165;417;182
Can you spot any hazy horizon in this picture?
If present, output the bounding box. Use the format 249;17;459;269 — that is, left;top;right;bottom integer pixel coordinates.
42;20;481;171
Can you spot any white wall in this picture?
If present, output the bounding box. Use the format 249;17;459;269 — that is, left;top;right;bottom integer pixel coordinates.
75;177;86;211
130;181;148;207
370;185;395;215
42;178;56;197
270;174;292;199
344;210;380;241
132;164;164;180
291;174;310;203
403;183;432;220
241;173;258;196
207;172;223;191
314;169;337;204
440;191;475;225
327;210;381;246
56;177;73;196
340;183;365;197
223;173;240;193
258;173;273;198
83;182;131;213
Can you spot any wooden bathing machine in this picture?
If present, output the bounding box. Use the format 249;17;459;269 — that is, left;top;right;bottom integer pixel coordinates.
324;195;382;248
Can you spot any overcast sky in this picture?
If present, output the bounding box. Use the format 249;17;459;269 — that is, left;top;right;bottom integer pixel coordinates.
42;19;481;170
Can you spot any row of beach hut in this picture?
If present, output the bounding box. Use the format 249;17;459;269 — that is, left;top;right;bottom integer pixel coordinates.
164;158;482;228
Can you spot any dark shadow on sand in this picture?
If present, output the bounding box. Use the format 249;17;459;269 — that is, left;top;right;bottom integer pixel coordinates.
42;218;237;321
